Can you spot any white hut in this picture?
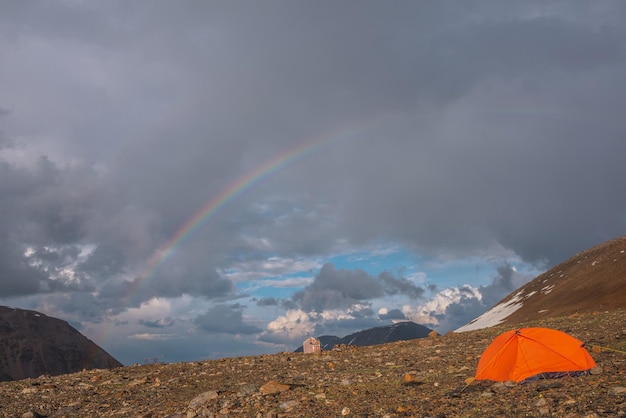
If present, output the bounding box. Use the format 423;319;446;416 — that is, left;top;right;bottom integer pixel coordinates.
302;337;321;353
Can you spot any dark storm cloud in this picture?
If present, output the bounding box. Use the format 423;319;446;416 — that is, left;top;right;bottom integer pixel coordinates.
139;318;175;329
1;0;626;361
77;244;128;278
292;263;425;312
0;150;156;303
379;271;425;299
0;127;235;314
0;240;48;297
3;0;624;277
98;269;235;309
293;263;383;312
0;114;12;148
194;304;261;335
0;157;92;296
147;268;235;301
34;292;108;323
0;131;11;149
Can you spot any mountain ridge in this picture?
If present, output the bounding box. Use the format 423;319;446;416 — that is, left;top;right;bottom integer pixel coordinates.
0;306;122;381
294;321;433;352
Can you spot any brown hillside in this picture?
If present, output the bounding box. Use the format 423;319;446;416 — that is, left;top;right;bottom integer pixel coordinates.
468;235;626;329
0;307;122;381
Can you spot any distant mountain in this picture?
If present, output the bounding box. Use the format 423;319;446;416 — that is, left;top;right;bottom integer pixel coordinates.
0;306;122;381
294;321;433;352
308;335;342;351
457;235;626;332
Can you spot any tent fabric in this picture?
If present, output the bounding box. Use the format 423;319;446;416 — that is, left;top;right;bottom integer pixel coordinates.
475;327;597;383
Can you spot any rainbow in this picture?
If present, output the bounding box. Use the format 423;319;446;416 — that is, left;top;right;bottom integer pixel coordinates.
123;117;390;303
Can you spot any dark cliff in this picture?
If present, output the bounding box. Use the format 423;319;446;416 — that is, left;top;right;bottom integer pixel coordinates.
0;306;121;381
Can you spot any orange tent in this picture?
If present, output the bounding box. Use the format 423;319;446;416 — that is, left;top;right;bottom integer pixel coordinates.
475;327;596;383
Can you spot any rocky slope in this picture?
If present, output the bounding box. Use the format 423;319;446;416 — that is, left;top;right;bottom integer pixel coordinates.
0;309;624;417
0;306;122;381
458;235;626;332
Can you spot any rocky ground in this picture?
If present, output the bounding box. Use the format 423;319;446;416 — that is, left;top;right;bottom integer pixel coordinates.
0;310;624;417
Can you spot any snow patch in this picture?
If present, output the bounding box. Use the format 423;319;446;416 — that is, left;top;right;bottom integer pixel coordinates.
541;284;555;294
455;291;524;332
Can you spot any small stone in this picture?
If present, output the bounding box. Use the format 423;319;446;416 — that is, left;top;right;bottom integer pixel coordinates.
610;386;626;394
418;339;434;347
188;390;219;409
279;400;299;410
53;407;77;416
491;382;511;393
590;366;603;375
21;412;43;418
20;388;38;394
128;377;148;386
537;382;563;391
341;407;351;415
259;381;290;394
238;383;257;395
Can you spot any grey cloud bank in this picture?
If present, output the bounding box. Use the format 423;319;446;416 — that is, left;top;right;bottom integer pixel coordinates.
0;1;625;363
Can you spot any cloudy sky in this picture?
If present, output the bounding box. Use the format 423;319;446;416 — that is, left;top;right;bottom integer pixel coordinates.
1;1;625;365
